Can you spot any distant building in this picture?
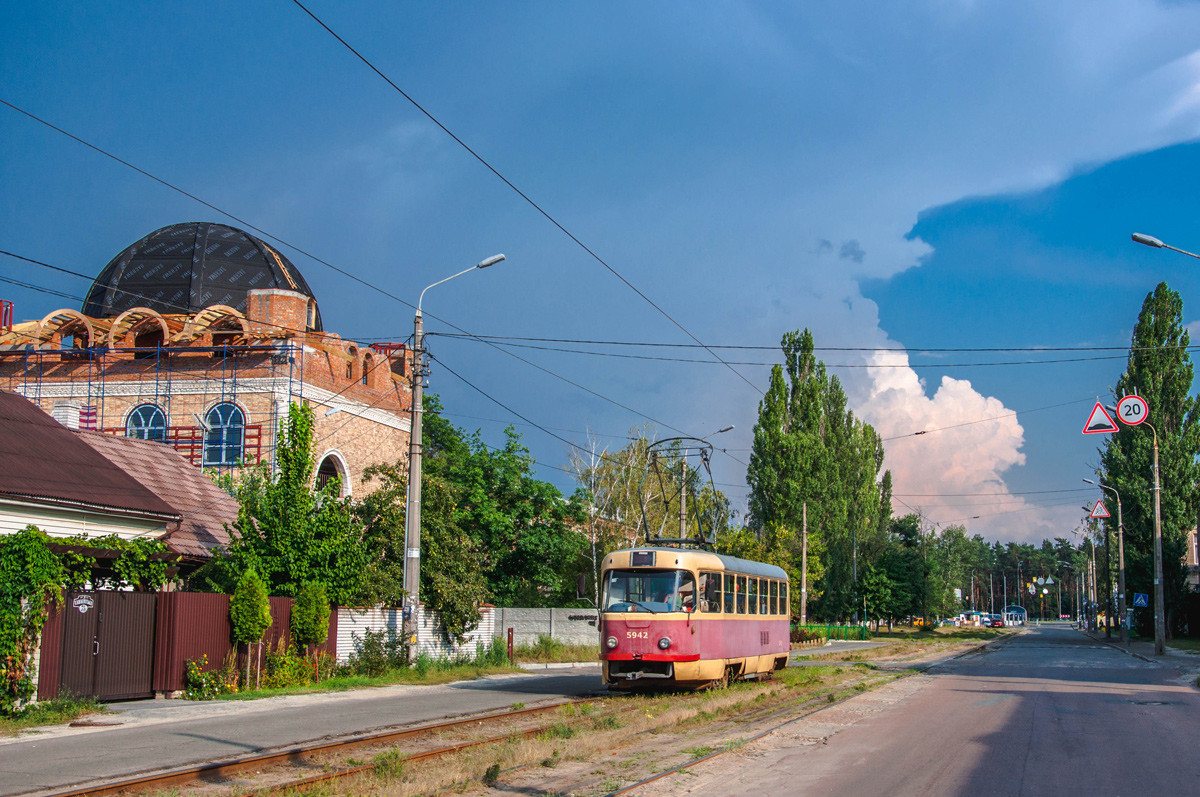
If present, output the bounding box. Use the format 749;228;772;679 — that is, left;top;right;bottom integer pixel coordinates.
0;222;412;497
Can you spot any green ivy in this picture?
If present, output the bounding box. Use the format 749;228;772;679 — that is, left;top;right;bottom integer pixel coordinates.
0;527;178;715
59;533;177;592
0;527;64;715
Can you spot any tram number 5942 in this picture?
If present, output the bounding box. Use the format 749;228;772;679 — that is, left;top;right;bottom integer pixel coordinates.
1117;395;1149;426
626;630;649;640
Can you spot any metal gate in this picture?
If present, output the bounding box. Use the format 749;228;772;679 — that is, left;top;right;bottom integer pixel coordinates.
59;591;157;700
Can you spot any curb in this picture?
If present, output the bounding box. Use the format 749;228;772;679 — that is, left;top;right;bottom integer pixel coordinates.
517;661;597;670
874;630;1019;673
1081;630;1157;664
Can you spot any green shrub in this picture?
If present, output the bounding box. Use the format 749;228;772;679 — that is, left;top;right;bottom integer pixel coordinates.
347;628;407;677
183;655;238;700
291;582;331;654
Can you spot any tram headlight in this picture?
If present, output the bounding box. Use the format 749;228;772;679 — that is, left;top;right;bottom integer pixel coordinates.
606;636;618;649
657;637;671;650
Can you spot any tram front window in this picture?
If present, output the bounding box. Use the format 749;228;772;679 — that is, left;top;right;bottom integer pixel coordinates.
604;570;696;613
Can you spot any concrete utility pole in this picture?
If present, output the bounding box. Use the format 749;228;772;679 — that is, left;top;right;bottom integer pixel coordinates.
801;501;808;625
1150;423;1166;655
404;254;504;660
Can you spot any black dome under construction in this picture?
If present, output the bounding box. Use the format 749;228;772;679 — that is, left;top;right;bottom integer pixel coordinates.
82;222;322;331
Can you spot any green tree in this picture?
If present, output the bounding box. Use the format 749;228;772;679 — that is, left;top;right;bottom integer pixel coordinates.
292;581;331;662
230;568;272;688
214;402;367;604
1099;283;1200;636
355;461;489;644
746;329;891;621
424;396;587;606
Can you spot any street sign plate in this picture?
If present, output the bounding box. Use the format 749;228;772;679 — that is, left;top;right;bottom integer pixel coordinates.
1116;394;1149;426
1090;500;1111;519
1133;592;1149;607
1082;402;1118;434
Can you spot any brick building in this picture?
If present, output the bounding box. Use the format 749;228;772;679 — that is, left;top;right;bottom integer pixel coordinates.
0;221;412;500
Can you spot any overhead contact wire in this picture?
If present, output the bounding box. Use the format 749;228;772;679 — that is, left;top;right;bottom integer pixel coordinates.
290;0;763;396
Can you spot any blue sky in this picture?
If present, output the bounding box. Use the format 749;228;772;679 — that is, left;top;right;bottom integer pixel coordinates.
4;1;1200;542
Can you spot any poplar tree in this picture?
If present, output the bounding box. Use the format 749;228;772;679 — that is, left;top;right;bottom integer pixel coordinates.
746;329;891;620
1099;282;1200;635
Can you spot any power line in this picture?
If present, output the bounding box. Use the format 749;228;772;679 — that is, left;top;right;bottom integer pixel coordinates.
880;397;1095;442
290;0;762;397
429;336;1153;369
429;332;1194;355
0;88;740;466
0;274;84;303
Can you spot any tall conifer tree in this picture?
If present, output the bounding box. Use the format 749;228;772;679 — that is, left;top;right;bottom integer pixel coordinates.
1099;283;1200;634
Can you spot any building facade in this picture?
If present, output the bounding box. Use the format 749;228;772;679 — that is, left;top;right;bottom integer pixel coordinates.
0;222;412;498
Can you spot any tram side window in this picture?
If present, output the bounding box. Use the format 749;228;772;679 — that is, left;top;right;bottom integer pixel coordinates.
781;582;789;616
700;572;722;613
724;574;735;613
759;580;769;614
769;580;778;615
747;578;758;615
736;575;747;614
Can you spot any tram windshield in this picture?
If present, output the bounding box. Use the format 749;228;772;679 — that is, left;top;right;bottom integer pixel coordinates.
603;569;696;613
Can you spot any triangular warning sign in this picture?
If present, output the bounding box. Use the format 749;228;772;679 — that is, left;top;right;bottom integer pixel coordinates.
1082;403;1118;434
1090;500;1111;519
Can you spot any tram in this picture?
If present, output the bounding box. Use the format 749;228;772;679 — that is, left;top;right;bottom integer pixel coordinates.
600;546;791;690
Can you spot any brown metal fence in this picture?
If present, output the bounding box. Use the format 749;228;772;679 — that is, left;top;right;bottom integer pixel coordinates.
37;590;337;699
152;592;337;693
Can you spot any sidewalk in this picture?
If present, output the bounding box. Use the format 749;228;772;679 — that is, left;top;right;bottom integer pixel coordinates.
1081;627;1200;676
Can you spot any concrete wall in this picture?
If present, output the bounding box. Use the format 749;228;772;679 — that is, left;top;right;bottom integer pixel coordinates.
336;605;496;663
492;608;600;647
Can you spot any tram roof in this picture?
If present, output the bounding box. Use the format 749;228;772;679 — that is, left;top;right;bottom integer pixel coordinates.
608;547;788;580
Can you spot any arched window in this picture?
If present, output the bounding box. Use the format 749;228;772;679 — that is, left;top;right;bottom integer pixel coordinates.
315;450;352;497
203;402;245;466
126;404;166;441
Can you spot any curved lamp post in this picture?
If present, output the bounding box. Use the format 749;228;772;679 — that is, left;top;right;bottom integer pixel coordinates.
404;254;505;659
1085;478;1128;646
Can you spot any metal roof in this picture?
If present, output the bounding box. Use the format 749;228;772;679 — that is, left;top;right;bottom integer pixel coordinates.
0;391;179;519
612;547;789;580
75;431;237;559
82;222;322;330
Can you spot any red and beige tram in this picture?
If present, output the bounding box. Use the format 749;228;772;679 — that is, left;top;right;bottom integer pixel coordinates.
600;547;791;690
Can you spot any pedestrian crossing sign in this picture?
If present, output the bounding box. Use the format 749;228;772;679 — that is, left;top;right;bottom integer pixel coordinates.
1133;593;1149;607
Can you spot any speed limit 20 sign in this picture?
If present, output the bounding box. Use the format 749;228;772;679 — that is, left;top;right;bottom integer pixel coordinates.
1117;394;1149;426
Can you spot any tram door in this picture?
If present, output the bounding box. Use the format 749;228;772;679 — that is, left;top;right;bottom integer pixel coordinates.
58;591;157;700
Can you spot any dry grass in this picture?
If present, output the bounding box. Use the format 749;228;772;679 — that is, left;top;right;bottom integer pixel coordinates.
255;665;891;797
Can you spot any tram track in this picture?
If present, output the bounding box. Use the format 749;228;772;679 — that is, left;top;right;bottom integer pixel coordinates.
39;698;603;797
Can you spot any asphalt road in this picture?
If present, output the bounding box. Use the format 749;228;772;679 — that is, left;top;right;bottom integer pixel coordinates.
642;624;1200;796
0;668;603;796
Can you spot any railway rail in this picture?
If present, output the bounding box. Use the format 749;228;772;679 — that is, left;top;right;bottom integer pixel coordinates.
42;699;600;797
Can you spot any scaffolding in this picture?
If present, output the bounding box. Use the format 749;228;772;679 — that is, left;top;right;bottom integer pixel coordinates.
0;342;298;470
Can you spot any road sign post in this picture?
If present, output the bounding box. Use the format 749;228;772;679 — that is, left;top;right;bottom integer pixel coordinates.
1083;393;1160;654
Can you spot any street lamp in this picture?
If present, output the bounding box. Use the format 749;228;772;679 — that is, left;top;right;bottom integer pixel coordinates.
1085;477;1128;646
1131;232;1200;260
404;253;505;659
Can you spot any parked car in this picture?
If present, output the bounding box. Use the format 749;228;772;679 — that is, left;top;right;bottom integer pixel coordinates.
987;614;1005;628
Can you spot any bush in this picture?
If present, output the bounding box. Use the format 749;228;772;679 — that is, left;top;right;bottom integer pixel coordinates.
260;640;338;689
183;654;238;700
346;628;407;677
477;635;508;666
292;582;331;654
791;627;823;643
